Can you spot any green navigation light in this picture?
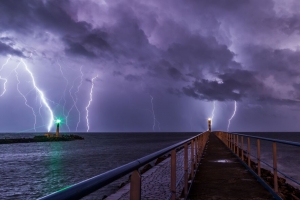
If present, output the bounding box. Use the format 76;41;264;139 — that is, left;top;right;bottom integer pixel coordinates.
55;119;61;124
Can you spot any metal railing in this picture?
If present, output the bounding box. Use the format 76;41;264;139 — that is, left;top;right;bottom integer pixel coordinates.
38;131;210;200
215;131;300;196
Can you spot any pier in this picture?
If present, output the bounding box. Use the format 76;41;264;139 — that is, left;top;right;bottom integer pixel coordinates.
38;129;300;200
188;134;273;199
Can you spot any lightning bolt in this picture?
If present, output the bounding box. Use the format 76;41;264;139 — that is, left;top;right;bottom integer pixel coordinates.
210;101;216;124
57;61;69;122
66;67;84;132
227;101;237;132
21;59;54;132
86;75;98;132
74;66;83;131
0;56;11;96
150;95;160;131
14;61;37;131
65;79;76;132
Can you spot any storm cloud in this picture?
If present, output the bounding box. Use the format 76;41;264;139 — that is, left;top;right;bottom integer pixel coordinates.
0;0;300;132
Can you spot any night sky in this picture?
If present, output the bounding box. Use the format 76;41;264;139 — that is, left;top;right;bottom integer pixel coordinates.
0;0;300;132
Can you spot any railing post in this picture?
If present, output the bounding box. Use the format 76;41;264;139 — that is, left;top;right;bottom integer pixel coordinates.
273;142;278;193
229;134;232;150
257;139;261;177
191;140;194;178
194;139;197;169
195;137;199;162
237;135;239;157
130;170;141;200
200;135;203;156
171;149;176;200
236;135;238;154
241;136;244;160
247;137;251;166
232;135;234;151
233;135;236;153
184;143;188;198
227;133;229;147
230;134;233;150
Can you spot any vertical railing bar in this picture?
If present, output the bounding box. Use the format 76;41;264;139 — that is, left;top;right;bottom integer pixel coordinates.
229;133;232;150
233;135;236;154
237;135;239;157
247;137;251;166
191;140;194;178
257;139;261;177
171;149;176;200
241;136;244;161
130;170;141;200
273;142;278;193
184;143;188;198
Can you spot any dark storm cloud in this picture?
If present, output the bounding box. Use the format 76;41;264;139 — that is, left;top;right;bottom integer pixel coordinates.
124;74;142;82
166;88;181;97
0;41;24;57
257;96;300;106
113;71;123;76
0;0;90;35
279;15;300;35
167;67;183;80
63;36;96;58
243;45;300;82
293;83;300;91
166;35;238;71
1;1;295;91
0;37;16;46
182;69;266;101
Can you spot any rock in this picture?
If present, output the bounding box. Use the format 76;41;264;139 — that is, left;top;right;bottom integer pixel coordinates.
118;182;126;188
140;164;153;174
155;156;167;165
278;177;286;186
291;194;300;200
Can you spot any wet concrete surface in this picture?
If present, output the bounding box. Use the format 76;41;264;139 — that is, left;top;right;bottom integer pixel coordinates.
188;134;274;200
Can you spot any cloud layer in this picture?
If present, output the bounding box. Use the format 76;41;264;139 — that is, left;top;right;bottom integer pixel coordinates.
0;0;300;132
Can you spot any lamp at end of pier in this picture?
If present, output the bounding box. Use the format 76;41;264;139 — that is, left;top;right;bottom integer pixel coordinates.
208;118;211;132
55;118;61;137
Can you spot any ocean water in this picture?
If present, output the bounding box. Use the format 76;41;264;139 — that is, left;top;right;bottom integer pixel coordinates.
0;132;198;199
0;132;299;199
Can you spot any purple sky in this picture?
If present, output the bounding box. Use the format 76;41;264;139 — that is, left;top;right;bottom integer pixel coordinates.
1;0;300;132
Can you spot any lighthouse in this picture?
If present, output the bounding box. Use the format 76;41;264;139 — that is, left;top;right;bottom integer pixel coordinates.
55;119;61;137
208;118;211;132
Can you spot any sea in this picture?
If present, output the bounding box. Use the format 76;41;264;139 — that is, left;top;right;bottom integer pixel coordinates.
0;132;299;200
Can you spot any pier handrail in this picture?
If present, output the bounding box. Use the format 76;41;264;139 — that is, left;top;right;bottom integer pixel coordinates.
232;132;300;147
215;131;300;198
38;131;208;200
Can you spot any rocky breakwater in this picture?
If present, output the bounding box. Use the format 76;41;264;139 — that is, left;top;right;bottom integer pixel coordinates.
0;134;84;144
242;151;300;200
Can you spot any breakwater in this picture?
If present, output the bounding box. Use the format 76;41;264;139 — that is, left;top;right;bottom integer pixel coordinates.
0;134;84;144
247;156;300;199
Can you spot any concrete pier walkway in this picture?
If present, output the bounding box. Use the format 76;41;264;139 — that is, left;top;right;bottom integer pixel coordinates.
188;134;274;200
